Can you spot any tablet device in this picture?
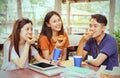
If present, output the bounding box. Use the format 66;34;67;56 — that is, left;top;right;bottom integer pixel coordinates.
29;62;58;71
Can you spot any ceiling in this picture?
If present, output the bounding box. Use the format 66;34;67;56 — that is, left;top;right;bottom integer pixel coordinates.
62;0;108;3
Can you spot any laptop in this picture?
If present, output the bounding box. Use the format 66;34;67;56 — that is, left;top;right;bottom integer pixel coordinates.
28;62;64;76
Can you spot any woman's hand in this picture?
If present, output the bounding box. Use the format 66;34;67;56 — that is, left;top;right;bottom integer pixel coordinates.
26;35;37;45
55;37;66;49
50;60;60;65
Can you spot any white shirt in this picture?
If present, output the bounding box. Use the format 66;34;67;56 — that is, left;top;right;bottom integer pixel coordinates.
1;40;38;71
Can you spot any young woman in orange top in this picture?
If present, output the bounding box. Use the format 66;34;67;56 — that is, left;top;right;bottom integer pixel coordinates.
38;11;69;61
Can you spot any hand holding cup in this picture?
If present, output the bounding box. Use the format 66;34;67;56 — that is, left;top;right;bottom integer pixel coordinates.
52;48;62;62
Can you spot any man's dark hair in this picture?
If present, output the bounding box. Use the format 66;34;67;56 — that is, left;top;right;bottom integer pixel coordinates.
91;14;107;26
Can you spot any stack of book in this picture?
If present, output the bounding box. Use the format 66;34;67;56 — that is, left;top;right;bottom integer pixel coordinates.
60;66;95;78
96;65;120;78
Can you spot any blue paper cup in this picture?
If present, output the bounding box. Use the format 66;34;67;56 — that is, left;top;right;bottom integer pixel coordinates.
74;56;82;67
53;48;62;61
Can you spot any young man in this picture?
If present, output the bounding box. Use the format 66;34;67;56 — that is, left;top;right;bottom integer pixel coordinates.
76;14;119;70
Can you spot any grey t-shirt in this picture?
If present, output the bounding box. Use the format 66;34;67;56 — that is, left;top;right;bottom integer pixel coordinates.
1;40;38;71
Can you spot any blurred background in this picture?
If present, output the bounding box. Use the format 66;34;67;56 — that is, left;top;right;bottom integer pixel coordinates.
0;0;120;35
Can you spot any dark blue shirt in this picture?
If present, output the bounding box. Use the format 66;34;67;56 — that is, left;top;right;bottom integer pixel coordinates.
84;33;119;70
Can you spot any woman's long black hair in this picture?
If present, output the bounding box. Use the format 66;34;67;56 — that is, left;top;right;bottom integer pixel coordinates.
8;18;33;62
39;11;64;44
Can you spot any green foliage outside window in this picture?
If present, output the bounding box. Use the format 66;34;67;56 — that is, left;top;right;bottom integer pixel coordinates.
112;29;120;54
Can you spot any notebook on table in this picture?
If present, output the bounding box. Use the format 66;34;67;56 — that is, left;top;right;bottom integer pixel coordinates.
62;66;95;78
28;62;64;76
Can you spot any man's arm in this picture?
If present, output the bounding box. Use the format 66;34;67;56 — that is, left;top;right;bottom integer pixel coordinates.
76;31;93;60
86;53;107;66
76;38;88;60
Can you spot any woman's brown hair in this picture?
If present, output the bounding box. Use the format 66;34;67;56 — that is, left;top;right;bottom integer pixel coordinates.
8;18;33;62
39;11;64;44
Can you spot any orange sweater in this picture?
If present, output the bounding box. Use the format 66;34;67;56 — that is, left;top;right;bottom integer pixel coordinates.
38;33;69;59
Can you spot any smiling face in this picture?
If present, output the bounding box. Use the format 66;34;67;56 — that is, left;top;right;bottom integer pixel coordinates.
89;18;106;38
46;14;62;32
20;23;33;41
